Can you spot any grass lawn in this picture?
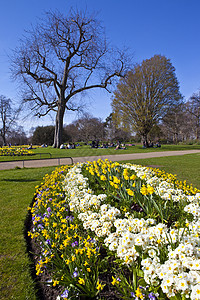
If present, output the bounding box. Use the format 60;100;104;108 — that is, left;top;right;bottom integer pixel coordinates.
1;152;200;299
1;143;200;162
0;166;56;300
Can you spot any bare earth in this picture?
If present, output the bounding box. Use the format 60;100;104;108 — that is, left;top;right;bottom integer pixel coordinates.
0;150;200;170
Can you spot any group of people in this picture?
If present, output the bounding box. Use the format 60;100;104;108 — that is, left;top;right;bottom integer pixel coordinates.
91;140;128;150
60;143;76;149
59;140;161;150
143;140;161;148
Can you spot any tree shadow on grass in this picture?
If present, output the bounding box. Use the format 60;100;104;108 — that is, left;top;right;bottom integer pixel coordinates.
1;178;38;182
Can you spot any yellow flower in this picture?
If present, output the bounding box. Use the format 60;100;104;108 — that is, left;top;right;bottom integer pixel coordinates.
53;279;59;286
65;259;70;265
147;184;154;194
111;276;117;285
130;174;136;180
111;276;120;285
140;185;148;195
126;189;134;196
109;180;114;186
78;277;85;285
96;280;104;291
100;175;107;181
113;176;120;184
141;174;146;179
87;267;91;272
135;287;144;299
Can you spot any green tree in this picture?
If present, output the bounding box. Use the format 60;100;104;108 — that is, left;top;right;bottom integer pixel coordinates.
11;9;128;148
32;126;55;145
112;55;182;146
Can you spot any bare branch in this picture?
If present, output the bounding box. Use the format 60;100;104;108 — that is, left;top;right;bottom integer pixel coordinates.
10;9;130;147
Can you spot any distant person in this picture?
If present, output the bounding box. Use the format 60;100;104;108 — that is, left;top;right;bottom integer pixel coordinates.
115;144;126;150
149;140;154;148
143;141;147;148
156;141;161;148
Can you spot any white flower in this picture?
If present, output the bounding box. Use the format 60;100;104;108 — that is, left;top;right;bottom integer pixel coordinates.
191;284;200;299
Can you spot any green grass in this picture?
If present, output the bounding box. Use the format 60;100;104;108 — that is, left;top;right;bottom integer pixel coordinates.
1;152;200;299
0;166;56;300
1;143;200;162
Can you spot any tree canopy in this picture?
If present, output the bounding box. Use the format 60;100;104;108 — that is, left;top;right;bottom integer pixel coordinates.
11;9;129;147
31;126;55;145
112;54;182;145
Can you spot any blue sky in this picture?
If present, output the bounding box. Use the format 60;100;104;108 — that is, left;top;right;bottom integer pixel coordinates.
1;0;200;130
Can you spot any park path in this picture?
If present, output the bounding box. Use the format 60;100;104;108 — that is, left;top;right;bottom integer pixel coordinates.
0;149;200;170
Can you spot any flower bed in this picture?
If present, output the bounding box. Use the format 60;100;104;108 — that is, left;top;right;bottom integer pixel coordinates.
28;159;200;299
0;146;33;156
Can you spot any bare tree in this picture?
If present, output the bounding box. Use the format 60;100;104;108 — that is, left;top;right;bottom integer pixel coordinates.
104;113;131;142
11;9;129;147
0;95;16;145
162;104;188;143
7;126;28;145
187;91;200;140
63;123;79;143
75;113;105;143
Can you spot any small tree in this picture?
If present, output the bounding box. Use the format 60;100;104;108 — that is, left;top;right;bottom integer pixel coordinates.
112;55;182;146
11;9;129;148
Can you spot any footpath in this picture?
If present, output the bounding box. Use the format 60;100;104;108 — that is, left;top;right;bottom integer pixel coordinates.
0;150;200;170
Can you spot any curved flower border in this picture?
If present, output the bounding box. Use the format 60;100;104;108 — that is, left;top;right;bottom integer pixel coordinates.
29;160;200;299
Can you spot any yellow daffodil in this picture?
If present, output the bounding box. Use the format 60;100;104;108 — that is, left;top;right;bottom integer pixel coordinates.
78;277;85;285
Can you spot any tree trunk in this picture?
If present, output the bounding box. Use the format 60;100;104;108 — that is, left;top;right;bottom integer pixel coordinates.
2;120;6;145
196;119;199;140
142;134;149;148
53;103;65;148
1;133;6;145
